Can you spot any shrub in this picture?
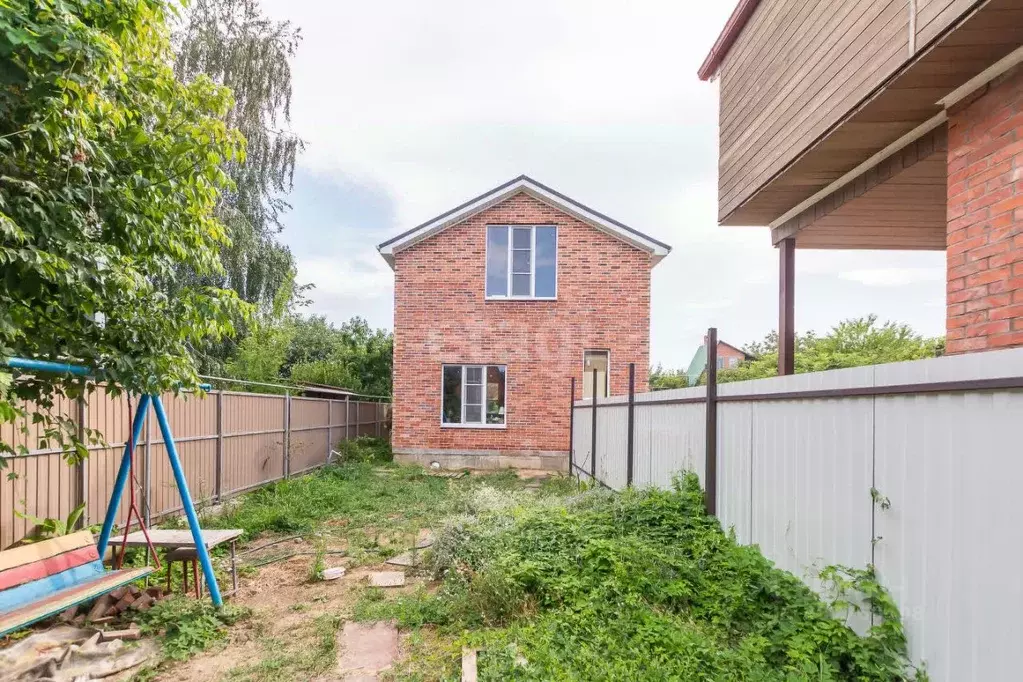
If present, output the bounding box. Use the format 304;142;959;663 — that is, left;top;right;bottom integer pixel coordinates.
334;436;392;463
371;474;921;681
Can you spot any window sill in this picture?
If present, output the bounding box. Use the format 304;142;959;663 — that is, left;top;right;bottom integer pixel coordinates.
441;423;507;430
485;296;557;302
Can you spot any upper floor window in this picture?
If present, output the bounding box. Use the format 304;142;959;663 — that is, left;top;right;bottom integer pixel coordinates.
486;225;557;299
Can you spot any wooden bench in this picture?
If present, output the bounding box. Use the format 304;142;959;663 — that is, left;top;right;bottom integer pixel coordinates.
0;530;153;637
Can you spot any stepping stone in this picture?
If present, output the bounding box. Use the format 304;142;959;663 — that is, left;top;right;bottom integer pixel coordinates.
461;648;478;682
415;530;435;549
322;567;346;581
385;551;419;568
338;621;398;680
368;571;406;587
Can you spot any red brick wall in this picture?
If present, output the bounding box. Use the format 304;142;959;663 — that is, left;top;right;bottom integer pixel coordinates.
716;342;747;369
946;66;1023;353
391;192;652;457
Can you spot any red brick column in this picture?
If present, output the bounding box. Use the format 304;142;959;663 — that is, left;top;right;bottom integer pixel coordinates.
946;66;1023;353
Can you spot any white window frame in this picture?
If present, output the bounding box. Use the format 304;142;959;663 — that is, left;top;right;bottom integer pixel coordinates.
440;364;507;429
485;225;557;300
582;349;610;399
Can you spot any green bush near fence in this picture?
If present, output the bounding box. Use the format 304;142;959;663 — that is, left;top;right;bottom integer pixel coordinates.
334;436;392;464
358;473;923;681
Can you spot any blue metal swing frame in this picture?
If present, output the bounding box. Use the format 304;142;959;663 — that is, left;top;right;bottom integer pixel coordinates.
4;357;224;607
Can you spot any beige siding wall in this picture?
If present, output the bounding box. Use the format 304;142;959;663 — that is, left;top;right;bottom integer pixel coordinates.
717;0;978;222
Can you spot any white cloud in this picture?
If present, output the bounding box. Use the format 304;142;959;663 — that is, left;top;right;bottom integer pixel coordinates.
259;0;949;366
838;267;946;287
298;252;393;299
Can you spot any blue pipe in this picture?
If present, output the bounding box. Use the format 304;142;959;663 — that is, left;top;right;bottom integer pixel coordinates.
96;394;151;559
5;357;91;376
152;395;223;607
6;358;212;393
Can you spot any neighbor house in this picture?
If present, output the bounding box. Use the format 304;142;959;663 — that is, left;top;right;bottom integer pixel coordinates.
685;337;753;385
378;176;671;470
700;0;1023;371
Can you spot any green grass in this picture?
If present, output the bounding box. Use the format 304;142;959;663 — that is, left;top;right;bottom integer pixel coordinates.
203;446;572;562
355;474;924;682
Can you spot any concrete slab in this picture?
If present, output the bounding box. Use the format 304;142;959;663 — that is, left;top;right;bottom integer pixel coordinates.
461;648;478;682
338;621;398;680
385;551;420;568
415;530;435;549
368;571;406;587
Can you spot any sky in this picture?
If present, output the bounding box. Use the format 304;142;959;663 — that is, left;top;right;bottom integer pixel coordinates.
263;0;947;368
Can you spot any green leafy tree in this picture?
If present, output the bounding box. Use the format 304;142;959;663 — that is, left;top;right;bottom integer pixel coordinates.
0;0;247;462
288;317;393;396
649;363;688;390
717;316;944;384
173;0;303;320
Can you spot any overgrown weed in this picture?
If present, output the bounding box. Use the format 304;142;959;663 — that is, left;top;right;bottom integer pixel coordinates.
136;596;249;661
358;473;922;681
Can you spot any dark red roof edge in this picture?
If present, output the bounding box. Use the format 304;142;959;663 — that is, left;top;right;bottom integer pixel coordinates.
697;0;763;81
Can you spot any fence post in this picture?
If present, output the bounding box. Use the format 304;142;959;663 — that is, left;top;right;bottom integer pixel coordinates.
284;392;291;479
705;327;718;516
376;402;381;438
590;368;598;482
326;399;333;465
627;363;635;487
345;396;351;441
568;377;575;473
215;391;224;502
76;396;87;528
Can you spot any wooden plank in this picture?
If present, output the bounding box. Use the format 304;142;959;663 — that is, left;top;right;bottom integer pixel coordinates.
0;567;152;637
721;0;875;165
0;545;99;591
917;0;978;47
0;531;94;572
720;0;1023;226
721;0;862;148
0;560;105;612
720;0;827;134
721;2;911;213
119;528;243;549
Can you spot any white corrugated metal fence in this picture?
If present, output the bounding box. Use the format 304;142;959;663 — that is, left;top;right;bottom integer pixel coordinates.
571;348;1023;682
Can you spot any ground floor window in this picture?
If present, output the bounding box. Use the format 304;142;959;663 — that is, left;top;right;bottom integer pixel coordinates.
442;364;506;426
582;350;609;398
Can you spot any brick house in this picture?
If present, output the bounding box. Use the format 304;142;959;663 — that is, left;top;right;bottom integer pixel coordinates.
684;337;754;385
378;176;671;470
699;0;1023;371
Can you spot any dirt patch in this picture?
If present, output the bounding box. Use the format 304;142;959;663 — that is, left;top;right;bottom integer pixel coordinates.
151;533;430;682
154;540;362;682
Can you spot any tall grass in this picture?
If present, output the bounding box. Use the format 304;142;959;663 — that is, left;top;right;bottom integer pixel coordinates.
358;475;923;682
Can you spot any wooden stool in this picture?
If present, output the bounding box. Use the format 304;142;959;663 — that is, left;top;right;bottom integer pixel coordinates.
165;547;202;598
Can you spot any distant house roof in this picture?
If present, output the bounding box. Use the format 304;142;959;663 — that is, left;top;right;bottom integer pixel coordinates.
377;175;672;269
684;339;755;384
697;0;762;81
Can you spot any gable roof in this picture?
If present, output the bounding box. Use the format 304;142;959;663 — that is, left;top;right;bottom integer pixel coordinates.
685;339;755;385
697;0;761;81
377;175;672;268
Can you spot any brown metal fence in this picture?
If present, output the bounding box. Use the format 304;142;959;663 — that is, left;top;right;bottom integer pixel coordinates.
0;389;391;549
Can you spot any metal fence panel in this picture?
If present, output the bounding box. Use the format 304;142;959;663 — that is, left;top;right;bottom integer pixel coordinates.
873;352;1023;682
570;406;592;479
564;347;1023;681
595;405;628;489
716;401;752;545
646;403;704;489
2;388;390;548
749;397;874;607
